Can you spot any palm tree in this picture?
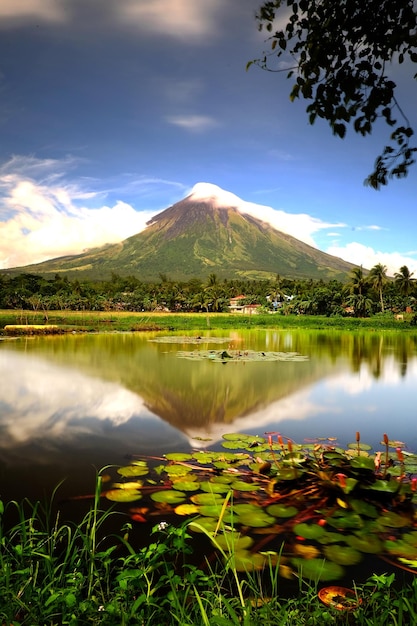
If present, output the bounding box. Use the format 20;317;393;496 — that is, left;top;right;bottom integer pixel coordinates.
369;263;388;312
394;265;415;307
349;265;366;296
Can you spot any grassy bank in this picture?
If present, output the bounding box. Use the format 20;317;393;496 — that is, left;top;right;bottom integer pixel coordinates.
1;479;417;625
0;309;415;335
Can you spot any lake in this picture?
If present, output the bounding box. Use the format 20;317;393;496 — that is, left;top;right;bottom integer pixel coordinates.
1;328;416;507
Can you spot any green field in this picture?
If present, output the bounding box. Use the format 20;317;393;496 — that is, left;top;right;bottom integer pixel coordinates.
0;309;415;335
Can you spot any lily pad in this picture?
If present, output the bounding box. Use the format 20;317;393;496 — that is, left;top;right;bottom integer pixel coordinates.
290;558;345;581
150;490;186;504
164;465;192;477
349;456;375;471
200;481;232;494
230;480;260;492
117;465;149;477
294;523;326;540
378;511;410;528
347;443;372;451
172;481;200;492
266;504;298;518
326;512;363;530
345;534;382;554
230;550;274;572
363;479;400;494
212;533;254;551
198;505;233;519
238;511;276;528
164;453;193;462
188;518;219;533
190;493;225;505
323;545;362;566
350;500;378;518
174;504;199;516
105;489;142;503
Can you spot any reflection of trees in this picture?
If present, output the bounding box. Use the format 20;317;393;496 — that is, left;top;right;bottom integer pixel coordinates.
9;330;417;431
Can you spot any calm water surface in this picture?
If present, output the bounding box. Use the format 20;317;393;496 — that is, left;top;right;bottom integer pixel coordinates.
1;329;417;504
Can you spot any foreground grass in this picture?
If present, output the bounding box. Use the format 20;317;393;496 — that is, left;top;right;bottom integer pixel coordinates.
1;479;417;625
1;309;415;335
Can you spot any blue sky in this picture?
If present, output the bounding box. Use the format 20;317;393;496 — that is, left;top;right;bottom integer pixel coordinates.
0;0;416;276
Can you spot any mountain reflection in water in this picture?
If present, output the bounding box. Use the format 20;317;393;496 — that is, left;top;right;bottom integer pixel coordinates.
1;330;417;503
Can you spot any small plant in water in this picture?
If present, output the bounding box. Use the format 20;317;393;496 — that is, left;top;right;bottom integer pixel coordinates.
98;431;417;583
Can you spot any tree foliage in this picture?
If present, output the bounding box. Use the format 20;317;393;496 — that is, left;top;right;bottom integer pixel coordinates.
251;0;417;188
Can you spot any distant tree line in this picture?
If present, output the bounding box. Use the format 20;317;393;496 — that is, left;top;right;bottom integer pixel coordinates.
0;264;415;317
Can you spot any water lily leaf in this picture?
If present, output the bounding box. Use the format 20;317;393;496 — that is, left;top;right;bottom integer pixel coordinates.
117;465;148;477
364;479;400;494
350;500;378;518
403;532;417;547
164;465;192;476
105;489;142;502
294;544;320;559
275;468;300;481
318;531;347;545
324;545;363;566
290;558;345;581
318;586;360;611
381;439;405;448
378;511;410;528
222;441;246;450
164;453;193;461
212;461;230;469
172;481;200;492
212;533;254;551
230;550;272;572
347;443;372;451
238;511;276;528
385;540;417;559
192;452;213;464
200;481;232;494
346;534;382;553
339;478;359;494
174;504;199;516
211;475;235;484
231;503;259;515
188;518;219;533
230;480;260;492
326;512;363;530
398;557;417;569
222;433;253;441
266;504;298;518
281;453;306;466
198;505;233;520
349;456;375;471
294;523;326;540
150;490;186;504
112;481;143;490
190;493;225;505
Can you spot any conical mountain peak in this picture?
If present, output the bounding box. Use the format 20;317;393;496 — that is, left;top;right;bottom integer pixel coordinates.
5;183;357;281
187;183;243;208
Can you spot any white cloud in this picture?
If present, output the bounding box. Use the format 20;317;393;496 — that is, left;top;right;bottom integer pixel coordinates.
166;114;220;132
188;182;346;247
116;0;223;41
0;157;157;269
0;350;154;446
0;0;66;24
241;203;345;248
326;241;417;276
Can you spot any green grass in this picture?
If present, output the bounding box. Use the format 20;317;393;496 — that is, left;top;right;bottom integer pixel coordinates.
1;309;415;334
1;474;417;625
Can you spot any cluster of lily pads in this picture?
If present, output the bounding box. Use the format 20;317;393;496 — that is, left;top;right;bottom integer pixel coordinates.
148;335;309;362
102;432;417;581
